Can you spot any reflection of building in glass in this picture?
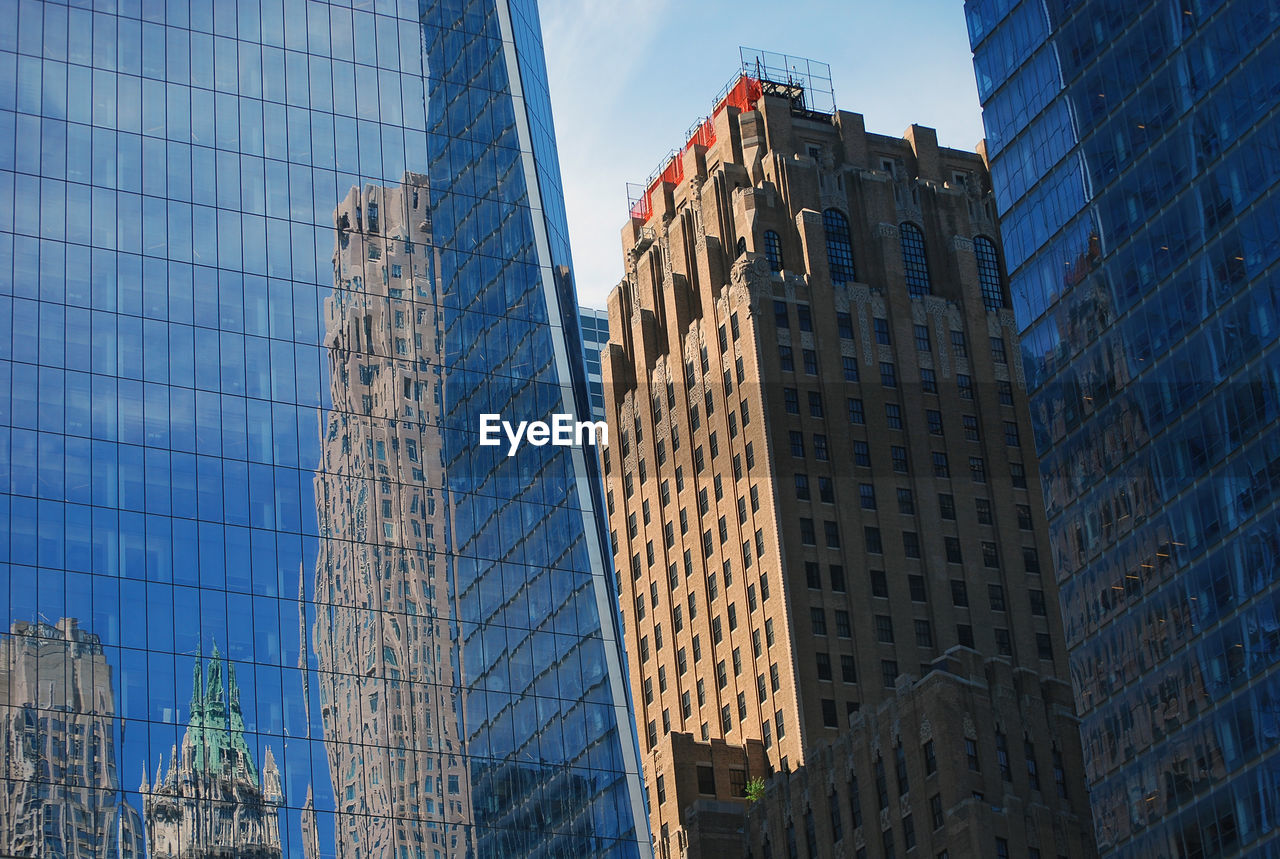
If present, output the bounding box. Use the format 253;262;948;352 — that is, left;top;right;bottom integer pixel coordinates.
0;619;146;858
312;175;472;858
967;2;1280;854
142;647;281;858
578;306;610;421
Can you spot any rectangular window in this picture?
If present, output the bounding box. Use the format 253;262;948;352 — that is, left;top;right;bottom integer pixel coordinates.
976;498;992;524
920;367;937;393
848;397;865;424
988;583;1006;611
932;452;950;478
1004;421;1020;446
945;536;962;563
814;435;829;460
881;660;898;687
842;355;859;381
1010;462;1027;488
951;580;969;607
837;312;854;339
891;446;908;474
784;388;799;414
800;518;816;545
927;409;943;435
860;483;877;510
998;380;1013;405
774;300;789;329
841;653;856;682
824;520;841;548
790;431;805;458
875;615;894;643
836;610;852;638
885;403;902;428
803;349;818;375
991;335;1007;363
969;456;986;483
854;441;871;467
811;608;827;636
880;362;897;388
874;318;891;345
902;531;920;558
938;493;955;519
809;391;824;417
864;527;883;554
962;414;979;441
779;344;794;371
798;305;813;332
957;374;973;399
795;473;810;500
950;330;967;358
914;324;930;352
816;652;832;681
897;488;915;515
983;541;1000;568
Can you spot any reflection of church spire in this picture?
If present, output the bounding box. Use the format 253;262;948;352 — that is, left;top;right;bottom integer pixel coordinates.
144;645;282;858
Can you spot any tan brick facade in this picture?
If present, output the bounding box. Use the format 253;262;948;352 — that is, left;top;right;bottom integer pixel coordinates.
601;72;1095;858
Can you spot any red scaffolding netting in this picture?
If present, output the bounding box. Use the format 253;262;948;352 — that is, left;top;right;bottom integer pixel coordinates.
629;76;761;223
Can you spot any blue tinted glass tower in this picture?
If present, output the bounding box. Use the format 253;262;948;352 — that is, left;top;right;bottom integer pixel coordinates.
966;2;1280;856
0;0;647;856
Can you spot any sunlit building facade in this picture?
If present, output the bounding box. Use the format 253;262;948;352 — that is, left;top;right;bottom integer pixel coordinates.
0;0;646;856
967;1;1280;856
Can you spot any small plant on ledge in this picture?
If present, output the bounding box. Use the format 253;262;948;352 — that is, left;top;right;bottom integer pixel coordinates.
745;776;766;803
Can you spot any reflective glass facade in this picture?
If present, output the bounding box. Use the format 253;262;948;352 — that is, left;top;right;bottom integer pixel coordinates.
0;0;647;856
967;1;1280;856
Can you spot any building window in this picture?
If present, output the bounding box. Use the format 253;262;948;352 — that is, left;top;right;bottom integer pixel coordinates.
865;526;883;554
837;611;852;638
860;483;877;510
837;311;855;339
842;355;859;381
1037;633;1054;661
908;575;927;602
880;362;897;388
871;569;889;598
885;403;902;429
903;531;920;558
962;414;980;441
874;318;891;345
900;222;931;296
976;498;993;524
830;565;846;591
779;344;794;371
951;330;968;359
932;452;949;478
991;335;1007;363
1002;420;1021;447
998;379;1014;405
854;441;871;467
957;624;974;647
803;349;819;375
824;208;857;283
814;435;829;460
811;608;827;636
809;391;824;417
1010;462;1028;488
816;652;832;681
774;300;789;329
989;583;1006;611
875;615;894;643
849;397;865;424
983;541;1001;568
951;580;968;607
841;653;857;682
969;456;987;483
975;236;1004;310
764;230;783;271
897;488;915;514
925;409;944;436
881;660;899;688
795;473;810;500
957;374;973;399
1030;589;1047;616
790;431;805;458
914;324;931;352
938;493;955;519
784;388;799;414
930;793;944;829
891;446;909;473
920;366;938;393
945;537;962;563
966;738;981;771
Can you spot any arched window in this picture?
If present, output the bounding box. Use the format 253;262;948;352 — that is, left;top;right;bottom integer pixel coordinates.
900;222;930;296
764;230;783;272
823;208;856;283
974;235;1005;310
736;236;747;258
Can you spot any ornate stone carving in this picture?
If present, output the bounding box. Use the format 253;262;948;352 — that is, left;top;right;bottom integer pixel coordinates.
920;718;933;742
951;235;974;253
874;222;899;239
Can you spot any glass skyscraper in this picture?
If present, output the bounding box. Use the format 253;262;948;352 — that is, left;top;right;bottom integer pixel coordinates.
967;1;1280;856
0;1;647;856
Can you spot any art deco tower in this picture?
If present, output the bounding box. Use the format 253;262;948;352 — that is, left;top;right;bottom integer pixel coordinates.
603;53;1095;858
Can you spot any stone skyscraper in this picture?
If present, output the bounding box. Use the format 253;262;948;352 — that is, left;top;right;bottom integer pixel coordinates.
603;53;1094;858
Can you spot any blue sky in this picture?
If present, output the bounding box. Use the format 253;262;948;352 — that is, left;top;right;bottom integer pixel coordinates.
539;0;986;308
